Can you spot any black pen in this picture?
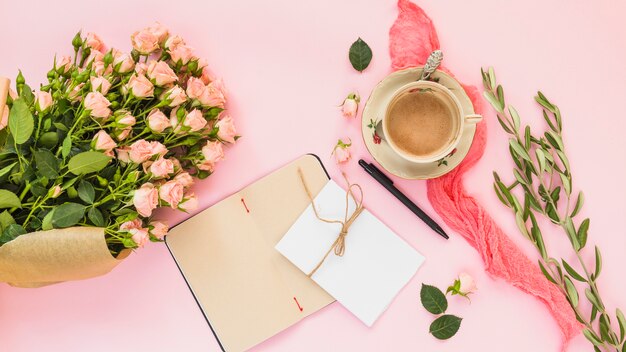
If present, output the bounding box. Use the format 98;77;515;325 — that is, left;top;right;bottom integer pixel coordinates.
358;159;449;240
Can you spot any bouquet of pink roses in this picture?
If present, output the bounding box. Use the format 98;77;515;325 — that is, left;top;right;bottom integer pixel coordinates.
0;22;236;286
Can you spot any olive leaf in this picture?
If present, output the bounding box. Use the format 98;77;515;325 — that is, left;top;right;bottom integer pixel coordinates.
420;284;448;315
429;315;462;340
348;37;372;72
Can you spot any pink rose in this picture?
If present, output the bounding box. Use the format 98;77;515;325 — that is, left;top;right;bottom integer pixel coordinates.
133;183;159;217
169;108;183;133
179;192;198;212
35;91;53;112
146;22;169;43
164;35;185;50
184;109;207;132
114;110;136;128
0;107;7;130
341;93;360;118
201;140;224;170
205;78;226;107
112;49;135;73
147;109;170;133
92;130;117;153
130;228;149;248
149;221;169;238
84;92;111;119
149;141;168;157
170;158;181;173
93;61;112;76
85;32;106;52
131;29;159;54
333;139;352;164
162;85;187;107
186;77;209;103
90;76;111;95
216;114;236;143
115;128;131;141
120;218;143;231
169;44;194;65
174;172;194;188
129;140;154;163
127;74;154;98
116;147;131;163
149;157;174;178
147;60;177;86
199;60;214;85
68;83;84;102
159;180;184;208
50;185;63;198
134;62;148;75
84;50;104;66
56;56;72;73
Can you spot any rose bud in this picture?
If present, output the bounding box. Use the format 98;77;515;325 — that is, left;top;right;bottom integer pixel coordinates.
147;109;170;133
126;74;154;99
341;92;360;118
446;272;477;299
35;91;53;112
332;138;352;164
216;114;237;143
90;76;112;95
92;130;117;153
84;92;112;119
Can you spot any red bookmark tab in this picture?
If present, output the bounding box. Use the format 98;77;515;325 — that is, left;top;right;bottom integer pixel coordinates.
293;297;303;312
241;198;250;213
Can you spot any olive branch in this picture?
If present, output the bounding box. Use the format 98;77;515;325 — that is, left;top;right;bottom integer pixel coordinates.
481;67;625;352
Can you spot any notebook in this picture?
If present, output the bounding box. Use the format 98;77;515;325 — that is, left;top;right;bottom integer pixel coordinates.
165;155;335;352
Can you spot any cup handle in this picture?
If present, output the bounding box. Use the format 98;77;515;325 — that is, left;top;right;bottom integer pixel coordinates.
464;114;483;124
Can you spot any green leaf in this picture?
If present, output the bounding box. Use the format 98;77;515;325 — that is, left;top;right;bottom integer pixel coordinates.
348;37;373;72
515;212;530;240
34;149;60;179
429;315;462;340
509;106;521;130
420;284;448;314
483;91;503;113
51;202;86;228
42;209;54;230
509;139;531;161
0;210;16;232
538;260;557;285
88;207;105;227
67;151;110;175
562;260;585;282
0;189;21;209
0;223;26;245
585;288;604;311
616;308;625;343
77;180;95;204
571;192;585;217
564;276;579;307
0;162;17;178
39;131;59;148
61;134;72;158
600;314;614;344
583;328;604;347
535;149;546;173
591;305;598;323
594;246;602;279
488;67;496;90
577;218;590;249
559;172;571;196
8;99;34;144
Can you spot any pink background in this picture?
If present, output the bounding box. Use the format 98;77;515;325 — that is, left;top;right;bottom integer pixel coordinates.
1;0;625;351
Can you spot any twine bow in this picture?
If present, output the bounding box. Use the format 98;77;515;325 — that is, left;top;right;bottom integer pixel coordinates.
297;168;364;277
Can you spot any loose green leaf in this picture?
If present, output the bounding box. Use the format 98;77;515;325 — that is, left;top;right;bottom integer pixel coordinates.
87;207;105;227
594;246;602;279
348;37;373;72
562;260;585;282
0;189;21;209
420;284;448;315
571;192;585;217
429;315;462;340
8;99;34;144
67;151;110;175
51;202;86;228
577;218;590;249
564;276;579;307
34;149;60;179
77;180;95;204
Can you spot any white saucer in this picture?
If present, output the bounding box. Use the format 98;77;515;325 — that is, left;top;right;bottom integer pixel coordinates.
361;67;477;180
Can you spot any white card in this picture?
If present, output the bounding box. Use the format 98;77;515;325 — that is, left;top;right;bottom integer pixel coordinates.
276;180;425;326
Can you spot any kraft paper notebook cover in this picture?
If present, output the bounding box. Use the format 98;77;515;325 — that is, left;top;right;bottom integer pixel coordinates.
165;155;335;352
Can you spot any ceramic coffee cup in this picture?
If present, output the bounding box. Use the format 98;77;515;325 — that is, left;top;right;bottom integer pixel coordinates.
380;80;482;164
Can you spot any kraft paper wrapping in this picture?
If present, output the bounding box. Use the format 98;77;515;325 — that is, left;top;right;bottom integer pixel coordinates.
0;227;127;287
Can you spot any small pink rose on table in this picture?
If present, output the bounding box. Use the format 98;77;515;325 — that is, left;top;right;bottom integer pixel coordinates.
341;92;360;118
216;114;237;143
446;272;477;300
35;91;53;112
133;183;159;217
332;138;352;164
85;91;111;119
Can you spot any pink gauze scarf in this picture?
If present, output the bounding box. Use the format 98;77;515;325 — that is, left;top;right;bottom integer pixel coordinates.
388;0;581;346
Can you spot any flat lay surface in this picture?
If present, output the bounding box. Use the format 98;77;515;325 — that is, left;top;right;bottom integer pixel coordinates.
1;0;625;351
